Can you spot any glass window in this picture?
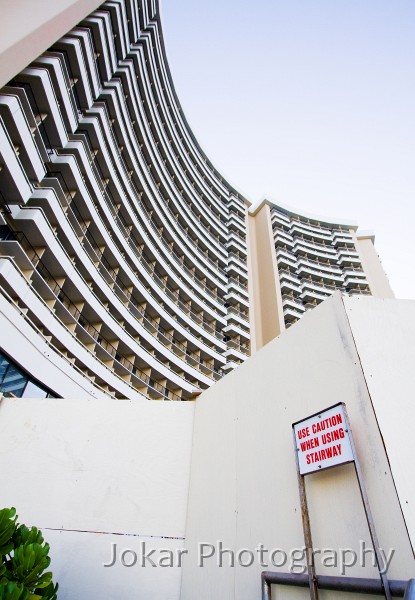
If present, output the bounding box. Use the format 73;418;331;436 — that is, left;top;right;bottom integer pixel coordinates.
22;381;49;399
1;364;27;397
0;351;57;398
0;354;10;384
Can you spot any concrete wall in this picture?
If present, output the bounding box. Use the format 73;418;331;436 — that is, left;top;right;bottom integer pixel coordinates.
1;294;414;600
355;235;394;298
0;397;194;600
180;293;414;599
344;296;415;548
0;0;103;88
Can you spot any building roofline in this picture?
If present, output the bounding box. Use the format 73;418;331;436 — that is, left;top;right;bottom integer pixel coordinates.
0;0;251;207
154;1;251;206
248;197;359;229
356;230;376;242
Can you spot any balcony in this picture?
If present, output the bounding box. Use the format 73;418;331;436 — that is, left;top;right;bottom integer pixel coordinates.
271;209;290;224
227;251;247;273
344;276;370;290
279;269;302;286
294;242;338;263
225;305;249;329
337;254;362;267
332;233;355;248
280;279;302;295
283;306;303;323
281;294;305;313
301;278;342;295
276;248;297;269
297;264;344;285
342;267;366;279
300;287;331;303
290;218;333;235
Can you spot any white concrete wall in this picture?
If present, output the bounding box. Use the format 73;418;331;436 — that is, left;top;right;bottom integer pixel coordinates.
180;293;415;600
0;397;194;600
344;296;415;548
354;236;395;298
1;294;414;600
0;0;103;88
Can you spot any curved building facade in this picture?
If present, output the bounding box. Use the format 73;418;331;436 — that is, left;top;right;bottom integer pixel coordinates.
0;0;392;400
0;0;249;401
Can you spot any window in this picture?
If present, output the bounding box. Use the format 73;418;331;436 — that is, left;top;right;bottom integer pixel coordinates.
23;381;48;399
0;351;57;398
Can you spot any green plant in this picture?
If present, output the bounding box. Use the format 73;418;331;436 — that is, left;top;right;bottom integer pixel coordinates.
0;508;58;599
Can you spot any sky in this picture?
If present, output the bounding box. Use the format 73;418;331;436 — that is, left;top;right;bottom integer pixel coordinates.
160;0;415;299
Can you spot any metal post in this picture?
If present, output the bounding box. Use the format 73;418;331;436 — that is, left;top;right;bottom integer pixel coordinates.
343;405;392;600
261;572;272;600
293;428;319;599
261;571;409;596
404;580;415;599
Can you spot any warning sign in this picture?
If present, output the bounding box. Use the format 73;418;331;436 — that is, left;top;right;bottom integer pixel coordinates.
293;403;354;475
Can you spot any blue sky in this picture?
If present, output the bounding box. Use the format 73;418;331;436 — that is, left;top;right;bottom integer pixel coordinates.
161;0;415;299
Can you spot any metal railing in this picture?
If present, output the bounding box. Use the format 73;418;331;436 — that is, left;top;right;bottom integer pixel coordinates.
261;572;414;599
0;285;117;400
50;142;229;304
8;80;54;157
9;232;186;401
46;169;227;337
93;97;229;254
70;200;226;347
107;76;230;228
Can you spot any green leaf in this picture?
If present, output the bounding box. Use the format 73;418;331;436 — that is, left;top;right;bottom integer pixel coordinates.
1;509;58;600
10;544;50;590
33;572;52;589
0;579;30;600
35;581;58;600
0;508;17;555
13;526;44;549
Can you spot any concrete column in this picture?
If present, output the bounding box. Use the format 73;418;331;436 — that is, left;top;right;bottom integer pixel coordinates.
247;202;284;352
355;233;394;298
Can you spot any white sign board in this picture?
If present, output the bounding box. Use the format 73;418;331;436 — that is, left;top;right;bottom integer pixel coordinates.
293;403;354;475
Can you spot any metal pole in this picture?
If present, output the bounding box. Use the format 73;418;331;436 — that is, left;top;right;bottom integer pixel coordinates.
343;404;392;600
403;580;415;599
261;571;408;596
293;428;319;599
261;572;272;600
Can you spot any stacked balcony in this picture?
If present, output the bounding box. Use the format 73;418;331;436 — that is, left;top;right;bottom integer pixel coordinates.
271;208;371;328
0;0;250;400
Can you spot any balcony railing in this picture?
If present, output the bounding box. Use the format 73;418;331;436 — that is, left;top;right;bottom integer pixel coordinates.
53;137;230;301
96;97;229;252
63;208;225;377
47;169;228;328
10;230;221;398
297;255;343;274
225;339;250;356
0;286;120;400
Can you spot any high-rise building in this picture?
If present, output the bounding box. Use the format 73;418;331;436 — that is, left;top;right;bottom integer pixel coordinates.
1;5;412;599
0;0;392;401
247;200;393;350
0;0;251;402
